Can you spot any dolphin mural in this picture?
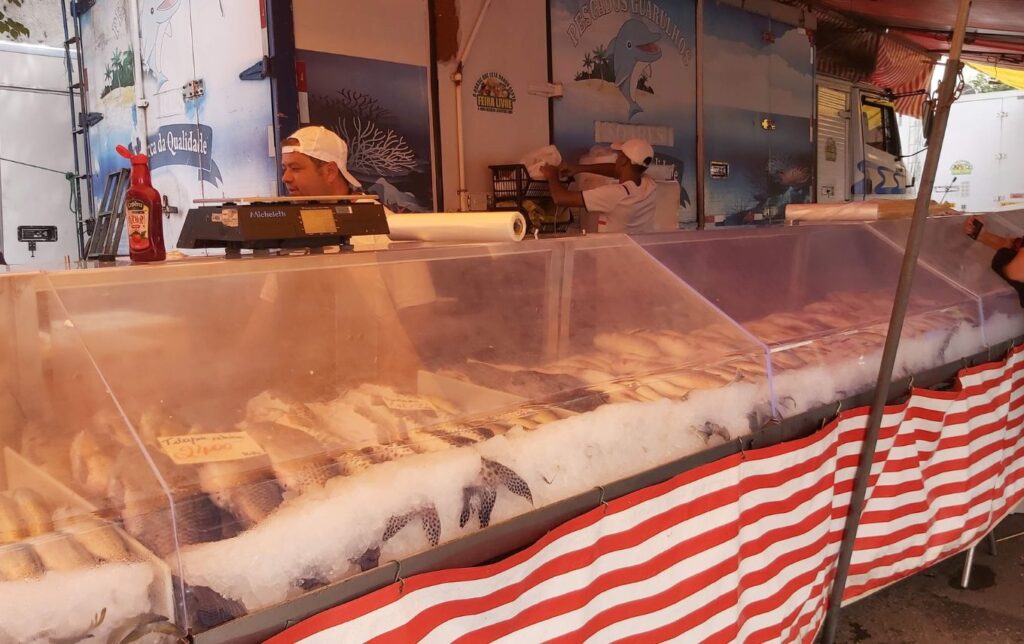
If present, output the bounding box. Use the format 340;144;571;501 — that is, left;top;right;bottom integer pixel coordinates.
140;0;183;88
369;178;428;213
607;19;662;119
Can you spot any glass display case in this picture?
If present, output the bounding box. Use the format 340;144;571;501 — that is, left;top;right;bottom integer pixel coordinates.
0;272;175;642
869;214;1024;346
636;225;984;418
1;236;770;634
983;209;1024;237
0;227;1017;636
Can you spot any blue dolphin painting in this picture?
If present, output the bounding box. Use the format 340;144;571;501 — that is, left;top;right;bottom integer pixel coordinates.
140;0;183;88
608;19;662;119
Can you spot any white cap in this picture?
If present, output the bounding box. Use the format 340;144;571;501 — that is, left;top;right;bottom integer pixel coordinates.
283;126;362;188
612;138;655;168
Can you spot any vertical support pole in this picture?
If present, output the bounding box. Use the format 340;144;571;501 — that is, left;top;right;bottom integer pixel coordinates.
427;0;446;212
266;0;298;195
695;0;706;229
819;2;974;642
61;0;87;259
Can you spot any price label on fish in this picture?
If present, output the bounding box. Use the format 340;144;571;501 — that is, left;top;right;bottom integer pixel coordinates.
158;432;267;465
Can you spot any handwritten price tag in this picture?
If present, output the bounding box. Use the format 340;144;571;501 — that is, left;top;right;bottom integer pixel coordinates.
157;432;266;465
383;395;436;412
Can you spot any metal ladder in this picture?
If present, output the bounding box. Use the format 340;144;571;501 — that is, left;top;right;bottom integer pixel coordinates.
60;0;98;259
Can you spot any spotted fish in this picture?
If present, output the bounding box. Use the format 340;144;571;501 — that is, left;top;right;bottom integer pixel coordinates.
352;504;442;572
460;458;534;530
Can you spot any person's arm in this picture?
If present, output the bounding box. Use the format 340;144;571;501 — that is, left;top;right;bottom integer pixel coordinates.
561;162;617;179
965;216;1019;250
542;164;585;208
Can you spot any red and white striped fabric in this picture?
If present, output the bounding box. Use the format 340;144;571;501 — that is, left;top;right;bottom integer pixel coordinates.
272;347;1024;643
869;37;935;118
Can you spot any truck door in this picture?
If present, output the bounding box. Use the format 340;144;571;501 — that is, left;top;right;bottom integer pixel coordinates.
934;94;1001;211
854;95;907;198
996;94;1024;209
816;84;850;203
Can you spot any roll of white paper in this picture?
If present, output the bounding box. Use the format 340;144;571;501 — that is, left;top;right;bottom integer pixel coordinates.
386;211;527;243
785;202;881;222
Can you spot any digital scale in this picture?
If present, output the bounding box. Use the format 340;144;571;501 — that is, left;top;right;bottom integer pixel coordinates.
177;195;390;257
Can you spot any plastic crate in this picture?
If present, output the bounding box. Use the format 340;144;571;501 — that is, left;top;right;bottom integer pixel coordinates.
490;164;550;204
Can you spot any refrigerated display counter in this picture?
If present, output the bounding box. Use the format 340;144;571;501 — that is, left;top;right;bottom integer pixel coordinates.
0;225;1018;638
636;224;984;418
869;213;1024;346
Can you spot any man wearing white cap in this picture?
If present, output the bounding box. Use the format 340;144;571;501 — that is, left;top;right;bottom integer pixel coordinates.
281;126;362;196
541;138;657;234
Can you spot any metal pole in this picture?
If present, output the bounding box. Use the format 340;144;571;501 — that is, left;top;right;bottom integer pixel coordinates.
60;0;86;260
453;0;493;212
695;0;705;230
819;2;973;642
73;4;95;228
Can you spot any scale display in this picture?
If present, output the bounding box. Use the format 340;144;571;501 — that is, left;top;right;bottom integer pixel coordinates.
300;208;339;235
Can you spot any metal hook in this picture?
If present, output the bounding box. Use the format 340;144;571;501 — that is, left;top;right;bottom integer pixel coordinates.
596;485;610;514
394;559;406;594
907;373;915;392
738;436;748;461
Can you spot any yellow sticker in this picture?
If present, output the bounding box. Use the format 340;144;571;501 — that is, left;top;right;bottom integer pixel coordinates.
157;432;267;465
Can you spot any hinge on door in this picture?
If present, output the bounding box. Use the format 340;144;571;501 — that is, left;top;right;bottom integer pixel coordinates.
240;57;272;81
79;112;103;128
998;111;1009;118
997;153;1008;160
182;79;205;101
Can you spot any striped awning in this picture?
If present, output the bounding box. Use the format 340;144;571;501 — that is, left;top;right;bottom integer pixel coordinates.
815;14;879;83
870;37;936;118
813;12;936;118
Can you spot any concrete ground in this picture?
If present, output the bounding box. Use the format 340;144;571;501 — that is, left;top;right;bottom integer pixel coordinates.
837;513;1024;643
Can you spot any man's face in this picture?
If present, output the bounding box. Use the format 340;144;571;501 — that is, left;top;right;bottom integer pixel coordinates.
282;152;336;196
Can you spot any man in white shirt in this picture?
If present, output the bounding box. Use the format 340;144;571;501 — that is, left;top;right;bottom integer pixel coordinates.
541;139;658;234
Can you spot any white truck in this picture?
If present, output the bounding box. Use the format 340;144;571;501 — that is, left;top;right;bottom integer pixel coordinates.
932;88;1024;213
815;76;910;204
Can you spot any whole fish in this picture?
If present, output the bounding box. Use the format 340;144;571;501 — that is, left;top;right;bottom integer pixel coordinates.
0;493;26;544
31;531;97;572
0;542;42;581
52;511;133;563
68;430;118;500
245;423;340;494
197;456;284;530
10;488;52;537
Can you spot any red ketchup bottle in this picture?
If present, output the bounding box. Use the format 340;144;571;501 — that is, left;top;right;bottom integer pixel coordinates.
117;144;166;262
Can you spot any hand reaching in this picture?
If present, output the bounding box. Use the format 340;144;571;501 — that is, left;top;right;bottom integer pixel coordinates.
964;216;983;240
540;164;560;181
